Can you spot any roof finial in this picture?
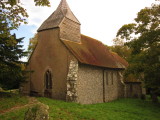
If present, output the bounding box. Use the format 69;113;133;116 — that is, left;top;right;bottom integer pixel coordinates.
57;0;69;10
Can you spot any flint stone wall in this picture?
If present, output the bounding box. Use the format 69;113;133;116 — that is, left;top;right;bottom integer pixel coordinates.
77;64;104;104
66;60;78;102
104;70;124;102
76;64;125;104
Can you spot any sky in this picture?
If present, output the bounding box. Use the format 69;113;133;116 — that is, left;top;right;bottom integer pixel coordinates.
14;0;156;51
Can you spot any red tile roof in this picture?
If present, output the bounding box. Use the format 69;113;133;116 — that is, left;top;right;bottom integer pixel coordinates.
62;35;129;69
111;52;129;68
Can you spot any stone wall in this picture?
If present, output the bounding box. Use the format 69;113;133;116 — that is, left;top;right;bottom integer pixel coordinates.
104;70;124;102
76;64;125;104
66;60;78;102
77;64;104;104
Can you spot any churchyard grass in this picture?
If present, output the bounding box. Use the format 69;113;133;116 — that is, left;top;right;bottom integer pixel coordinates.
0;107;28;120
0;91;160;120
0;91;28;111
38;97;160;120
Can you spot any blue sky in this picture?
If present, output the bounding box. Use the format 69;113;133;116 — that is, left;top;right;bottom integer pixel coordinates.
13;0;157;54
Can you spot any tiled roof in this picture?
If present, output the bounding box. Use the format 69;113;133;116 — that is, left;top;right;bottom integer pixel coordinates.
62;35;129;69
111;52;129;68
37;0;80;32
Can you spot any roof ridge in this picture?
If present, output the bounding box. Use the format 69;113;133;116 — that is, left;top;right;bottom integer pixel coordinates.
61;38;82;44
81;34;105;45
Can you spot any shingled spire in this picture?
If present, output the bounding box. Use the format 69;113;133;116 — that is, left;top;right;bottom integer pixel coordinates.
37;0;81;42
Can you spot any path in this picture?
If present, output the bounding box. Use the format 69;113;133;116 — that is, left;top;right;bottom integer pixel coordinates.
0;97;39;115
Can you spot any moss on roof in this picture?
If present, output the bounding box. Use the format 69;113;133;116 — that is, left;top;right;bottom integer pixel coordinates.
62;34;129;69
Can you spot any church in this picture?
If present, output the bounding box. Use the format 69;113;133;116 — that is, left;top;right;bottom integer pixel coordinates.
22;0;142;104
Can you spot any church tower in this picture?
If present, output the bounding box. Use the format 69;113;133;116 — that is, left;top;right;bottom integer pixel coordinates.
38;0;81;42
22;0;81;99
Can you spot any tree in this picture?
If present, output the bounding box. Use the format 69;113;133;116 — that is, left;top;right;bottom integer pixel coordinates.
0;0;50;89
109;38;131;60
1;0;50;7
28;34;38;56
0;34;27;89
0;0;50;35
117;3;160;102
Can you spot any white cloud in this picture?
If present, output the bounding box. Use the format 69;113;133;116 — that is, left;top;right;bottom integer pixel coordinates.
31;28;37;34
21;0;156;45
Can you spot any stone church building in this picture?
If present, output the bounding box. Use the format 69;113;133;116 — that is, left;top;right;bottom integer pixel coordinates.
22;0;142;104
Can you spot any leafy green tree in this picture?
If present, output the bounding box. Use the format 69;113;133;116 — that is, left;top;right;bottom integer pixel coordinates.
0;1;28;37
1;0;50;7
0;0;50;35
109;38;131;60
0;34;27;89
34;0;50;6
0;1;28;89
117;4;160;102
0;0;50;89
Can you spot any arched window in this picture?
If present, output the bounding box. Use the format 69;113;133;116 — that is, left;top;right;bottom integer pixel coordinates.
45;70;52;89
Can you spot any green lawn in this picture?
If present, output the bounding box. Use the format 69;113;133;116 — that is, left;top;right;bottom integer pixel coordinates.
38;97;160;120
0;92;160;120
0;92;29;120
0;92;28;112
0;108;28;120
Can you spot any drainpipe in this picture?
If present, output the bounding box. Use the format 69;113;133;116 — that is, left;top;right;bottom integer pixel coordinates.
118;71;126;98
103;70;105;102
